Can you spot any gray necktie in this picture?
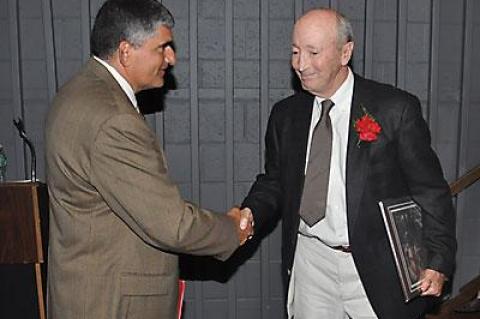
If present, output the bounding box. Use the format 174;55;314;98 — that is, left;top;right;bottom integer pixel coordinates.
299;99;334;227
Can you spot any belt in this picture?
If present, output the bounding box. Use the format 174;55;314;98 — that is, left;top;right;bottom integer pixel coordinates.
298;232;352;253
330;245;352;253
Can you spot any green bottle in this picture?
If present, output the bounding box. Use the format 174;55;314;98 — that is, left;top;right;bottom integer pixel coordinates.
0;144;7;182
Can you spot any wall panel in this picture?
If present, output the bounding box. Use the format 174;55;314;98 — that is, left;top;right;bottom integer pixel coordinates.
0;1;478;318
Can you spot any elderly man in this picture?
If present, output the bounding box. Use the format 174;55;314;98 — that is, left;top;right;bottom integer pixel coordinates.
45;0;252;318
242;8;456;319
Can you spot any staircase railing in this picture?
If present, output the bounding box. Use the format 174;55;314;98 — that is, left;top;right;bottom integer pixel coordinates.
426;165;480;318
450;164;480;196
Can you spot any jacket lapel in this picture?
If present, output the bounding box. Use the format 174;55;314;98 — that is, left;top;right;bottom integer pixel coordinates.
291;92;314;176
346;75;373;232
289;92;314;223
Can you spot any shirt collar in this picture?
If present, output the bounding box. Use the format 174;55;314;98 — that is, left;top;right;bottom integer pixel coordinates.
314;67;354;112
93;56;139;113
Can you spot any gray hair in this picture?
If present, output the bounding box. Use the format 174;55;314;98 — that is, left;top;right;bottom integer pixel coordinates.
91;0;174;58
335;10;354;48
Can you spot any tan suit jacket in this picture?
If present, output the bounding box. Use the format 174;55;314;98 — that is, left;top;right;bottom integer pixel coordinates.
45;59;239;319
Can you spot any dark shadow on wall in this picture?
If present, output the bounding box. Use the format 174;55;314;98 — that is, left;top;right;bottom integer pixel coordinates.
291;68;302;93
179;217;280;283
136;67;177;115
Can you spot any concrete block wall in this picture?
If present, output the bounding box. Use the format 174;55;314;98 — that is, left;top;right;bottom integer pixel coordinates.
1;0;479;318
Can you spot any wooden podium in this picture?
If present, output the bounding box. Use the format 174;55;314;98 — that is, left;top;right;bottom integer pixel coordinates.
0;181;49;319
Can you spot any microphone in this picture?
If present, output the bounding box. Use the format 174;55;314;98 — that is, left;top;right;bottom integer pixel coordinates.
13;118;36;182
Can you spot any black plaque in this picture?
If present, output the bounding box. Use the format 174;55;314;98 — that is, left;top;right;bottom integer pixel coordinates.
379;198;427;303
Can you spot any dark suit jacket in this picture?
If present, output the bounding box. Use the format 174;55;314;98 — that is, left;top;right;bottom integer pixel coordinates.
46;59;239;319
242;74;456;319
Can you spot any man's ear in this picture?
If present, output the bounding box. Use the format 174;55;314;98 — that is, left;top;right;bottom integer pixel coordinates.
118;41;132;67
341;41;354;66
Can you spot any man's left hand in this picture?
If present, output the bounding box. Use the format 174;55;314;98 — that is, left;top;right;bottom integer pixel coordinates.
420;269;446;297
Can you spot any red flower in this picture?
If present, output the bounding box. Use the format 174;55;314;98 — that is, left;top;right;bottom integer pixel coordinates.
354;107;381;145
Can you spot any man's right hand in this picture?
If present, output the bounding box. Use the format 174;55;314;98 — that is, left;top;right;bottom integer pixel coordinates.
227;207;254;245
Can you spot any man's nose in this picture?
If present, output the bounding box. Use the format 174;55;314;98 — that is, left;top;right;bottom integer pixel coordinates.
298;53;309;72
295;53;308;72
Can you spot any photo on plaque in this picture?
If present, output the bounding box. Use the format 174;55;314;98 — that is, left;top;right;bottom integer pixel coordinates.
379;198;427;303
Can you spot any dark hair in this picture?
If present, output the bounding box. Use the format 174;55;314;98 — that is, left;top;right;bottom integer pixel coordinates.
90;0;174;59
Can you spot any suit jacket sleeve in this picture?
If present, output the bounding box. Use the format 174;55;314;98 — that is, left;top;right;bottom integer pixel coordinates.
396;95;456;277
89;114;239;261
242;103;284;230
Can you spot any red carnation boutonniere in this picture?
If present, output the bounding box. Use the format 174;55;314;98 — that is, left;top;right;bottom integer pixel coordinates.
354;106;381;146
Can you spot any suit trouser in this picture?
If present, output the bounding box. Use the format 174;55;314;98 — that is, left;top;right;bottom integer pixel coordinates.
288;233;378;319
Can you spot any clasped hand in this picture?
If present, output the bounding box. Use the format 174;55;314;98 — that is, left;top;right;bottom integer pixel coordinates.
227;207;254;245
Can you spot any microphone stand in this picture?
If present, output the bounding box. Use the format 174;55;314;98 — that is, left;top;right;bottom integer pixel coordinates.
13;118;36;182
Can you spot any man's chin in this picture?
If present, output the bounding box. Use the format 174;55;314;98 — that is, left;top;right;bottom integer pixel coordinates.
143;81;165;91
300;83;325;97
301;82;314;93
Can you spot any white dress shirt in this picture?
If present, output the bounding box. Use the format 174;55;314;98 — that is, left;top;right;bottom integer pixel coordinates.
298;68;354;247
93;56;140;113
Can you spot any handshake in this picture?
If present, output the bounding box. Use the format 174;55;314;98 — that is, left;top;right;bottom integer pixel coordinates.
227;207;254;245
